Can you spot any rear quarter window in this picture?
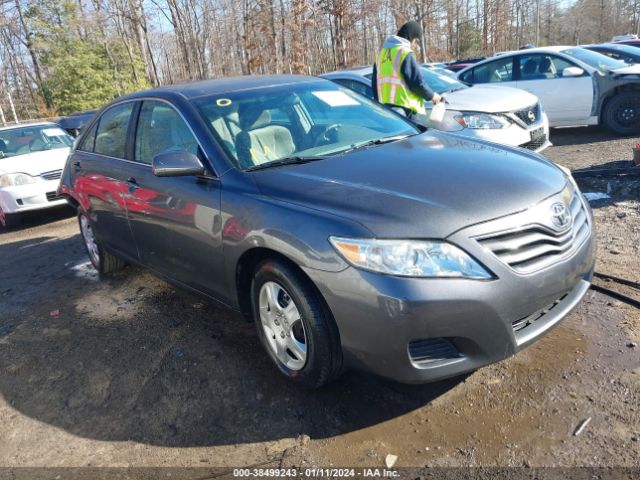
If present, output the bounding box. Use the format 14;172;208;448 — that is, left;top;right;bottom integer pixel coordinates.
77;121;99;152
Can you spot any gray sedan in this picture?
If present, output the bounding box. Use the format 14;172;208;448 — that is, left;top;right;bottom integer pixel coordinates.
59;75;595;387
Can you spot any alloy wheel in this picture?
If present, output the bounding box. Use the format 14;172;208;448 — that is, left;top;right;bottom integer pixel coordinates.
258;281;307;370
616;100;639;127
80;215;100;268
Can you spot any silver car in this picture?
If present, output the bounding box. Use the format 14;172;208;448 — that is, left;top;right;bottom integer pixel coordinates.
321;66;551;152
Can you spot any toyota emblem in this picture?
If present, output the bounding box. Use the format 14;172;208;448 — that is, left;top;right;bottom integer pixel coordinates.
550;202;572;230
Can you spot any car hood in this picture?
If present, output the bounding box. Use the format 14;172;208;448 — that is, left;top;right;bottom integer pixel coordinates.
610;64;640;76
251;131;567;238
0;148;70;176
442;85;539;112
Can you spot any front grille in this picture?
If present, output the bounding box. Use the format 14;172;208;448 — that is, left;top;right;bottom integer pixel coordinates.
512;292;569;334
512;103;540;126
46;191;63;202
41;169;62;181
477;191;590;274
520;134;547;151
408;338;462;366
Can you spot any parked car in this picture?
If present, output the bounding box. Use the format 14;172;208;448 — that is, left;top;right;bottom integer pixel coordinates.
612;34;638;42
57;110;98;137
0;122;73;228
59;76;595;387
614;39;640;49
321;66;551;152
423;62;450;69
457;46;640;135
422;64;459;78
446;56;486;72
583;43;640;64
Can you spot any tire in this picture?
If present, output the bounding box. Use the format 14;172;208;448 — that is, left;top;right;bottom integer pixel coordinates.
78;209;125;275
251;258;343;388
603;92;640;136
0;208;21;229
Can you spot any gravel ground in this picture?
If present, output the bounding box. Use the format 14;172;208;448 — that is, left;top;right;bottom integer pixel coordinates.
0;126;638;477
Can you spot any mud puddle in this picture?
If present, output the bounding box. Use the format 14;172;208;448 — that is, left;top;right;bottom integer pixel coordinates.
310;296;639;467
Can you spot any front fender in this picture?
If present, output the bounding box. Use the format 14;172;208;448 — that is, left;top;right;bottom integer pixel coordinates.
219;170;373;306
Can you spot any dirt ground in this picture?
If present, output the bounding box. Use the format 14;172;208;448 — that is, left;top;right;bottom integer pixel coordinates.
0;126;638;476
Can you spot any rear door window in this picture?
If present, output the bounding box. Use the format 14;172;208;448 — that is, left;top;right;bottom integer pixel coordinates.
470;57;514;83
94;103;134;158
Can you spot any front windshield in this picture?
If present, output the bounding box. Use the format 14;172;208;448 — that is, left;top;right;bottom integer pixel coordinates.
562;48;627;72
0;124;73;158
419;67;468;93
194;81;419;170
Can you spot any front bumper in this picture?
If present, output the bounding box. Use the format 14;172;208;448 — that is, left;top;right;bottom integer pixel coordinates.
445;116;551;153
0;180;67;214
303;193;595;384
417;112;551;153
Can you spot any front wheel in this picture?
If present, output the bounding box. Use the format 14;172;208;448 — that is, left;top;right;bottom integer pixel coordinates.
78;209;125;275
251;259;343;388
603;92;640;136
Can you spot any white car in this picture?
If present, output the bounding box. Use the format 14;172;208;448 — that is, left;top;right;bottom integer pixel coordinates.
0;122;73;228
457;46;640;135
321;66;551;153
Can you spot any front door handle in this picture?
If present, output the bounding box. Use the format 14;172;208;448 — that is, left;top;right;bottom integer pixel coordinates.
127;177;139;192
73;161;81;171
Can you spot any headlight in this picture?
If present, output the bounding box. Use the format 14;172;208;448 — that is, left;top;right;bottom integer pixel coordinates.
455;113;509;129
329;237;493;279
0;173;38;187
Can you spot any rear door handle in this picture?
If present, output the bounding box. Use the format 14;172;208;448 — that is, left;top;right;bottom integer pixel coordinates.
73;161;81;171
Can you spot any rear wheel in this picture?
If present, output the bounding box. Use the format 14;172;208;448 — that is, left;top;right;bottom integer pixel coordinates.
603;92;640;136
78;209;125;275
251;258;343;388
0;208;20;229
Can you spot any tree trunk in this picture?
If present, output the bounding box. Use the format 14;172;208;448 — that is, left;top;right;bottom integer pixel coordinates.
14;0;52;109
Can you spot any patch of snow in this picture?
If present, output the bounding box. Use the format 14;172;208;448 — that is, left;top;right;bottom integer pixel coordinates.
70;261;98;281
583;192;610;202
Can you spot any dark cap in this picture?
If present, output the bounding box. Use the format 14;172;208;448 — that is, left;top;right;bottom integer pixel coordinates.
397;21;422;41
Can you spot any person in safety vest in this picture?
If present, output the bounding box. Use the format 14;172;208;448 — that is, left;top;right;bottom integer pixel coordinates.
371;20;441;118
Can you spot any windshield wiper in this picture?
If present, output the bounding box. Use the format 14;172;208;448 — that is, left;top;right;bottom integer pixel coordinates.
338;134;413;155
245;155;327;172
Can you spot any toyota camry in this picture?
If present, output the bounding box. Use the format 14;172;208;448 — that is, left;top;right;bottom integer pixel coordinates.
59;76;595;387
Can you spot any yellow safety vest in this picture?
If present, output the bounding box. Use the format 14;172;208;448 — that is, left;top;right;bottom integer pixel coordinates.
376;45;425;114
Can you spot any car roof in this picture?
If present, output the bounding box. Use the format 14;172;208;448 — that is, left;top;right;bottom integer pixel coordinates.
321;67;372;80
584;43;631;50
507;45;574;54
0;121;58;132
118;75;325;101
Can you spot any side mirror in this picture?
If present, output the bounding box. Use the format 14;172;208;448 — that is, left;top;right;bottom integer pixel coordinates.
152;150;205;177
562;66;585;77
